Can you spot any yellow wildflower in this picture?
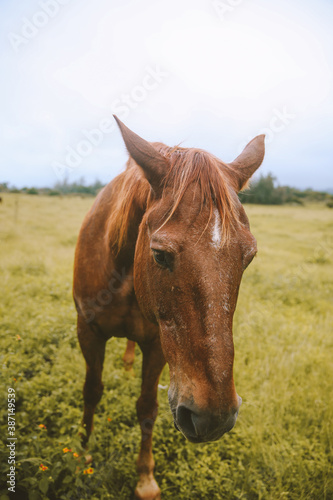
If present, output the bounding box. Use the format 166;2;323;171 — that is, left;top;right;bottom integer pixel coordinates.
83;467;94;475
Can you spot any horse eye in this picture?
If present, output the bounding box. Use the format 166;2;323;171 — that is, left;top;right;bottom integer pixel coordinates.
152;249;168;268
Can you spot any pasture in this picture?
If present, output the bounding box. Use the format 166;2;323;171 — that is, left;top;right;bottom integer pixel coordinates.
0;193;332;500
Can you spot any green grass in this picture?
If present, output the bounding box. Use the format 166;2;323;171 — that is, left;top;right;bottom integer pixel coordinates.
0;194;332;500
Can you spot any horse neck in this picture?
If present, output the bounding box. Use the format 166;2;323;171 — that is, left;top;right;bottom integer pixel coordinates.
114;203;146;270
110;171;150;270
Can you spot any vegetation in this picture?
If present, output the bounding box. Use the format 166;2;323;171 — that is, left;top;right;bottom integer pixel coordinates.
0;179;105;198
239;173;333;205
0;195;332;499
1;174;333;206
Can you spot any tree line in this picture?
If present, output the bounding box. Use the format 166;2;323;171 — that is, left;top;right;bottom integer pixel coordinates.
1;174;333;206
238;174;333;206
0;179;104;197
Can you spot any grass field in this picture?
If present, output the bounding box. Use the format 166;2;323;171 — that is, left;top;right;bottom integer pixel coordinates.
0;194;332;500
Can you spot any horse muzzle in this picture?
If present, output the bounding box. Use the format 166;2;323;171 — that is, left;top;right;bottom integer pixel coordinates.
172;396;242;443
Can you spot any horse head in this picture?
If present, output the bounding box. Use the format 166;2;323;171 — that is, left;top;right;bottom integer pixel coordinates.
115;116;265;443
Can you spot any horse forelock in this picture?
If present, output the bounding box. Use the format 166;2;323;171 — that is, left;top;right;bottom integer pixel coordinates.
155;144;241;245
108;143;241;254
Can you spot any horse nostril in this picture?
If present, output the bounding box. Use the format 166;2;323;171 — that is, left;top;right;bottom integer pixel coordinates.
175;403;240;442
176;405;197;437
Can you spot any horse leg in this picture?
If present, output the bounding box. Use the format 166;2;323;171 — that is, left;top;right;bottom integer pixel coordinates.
77;316;106;447
135;338;165;500
122;339;136;371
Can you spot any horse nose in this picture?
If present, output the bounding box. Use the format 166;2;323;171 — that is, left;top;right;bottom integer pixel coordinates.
175;402;240;443
176;405;201;438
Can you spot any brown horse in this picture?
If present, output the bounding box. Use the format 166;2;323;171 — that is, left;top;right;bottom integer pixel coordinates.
73;116;265;499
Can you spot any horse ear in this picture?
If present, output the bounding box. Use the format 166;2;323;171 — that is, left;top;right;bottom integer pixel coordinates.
227;135;265;192
113;115;169;195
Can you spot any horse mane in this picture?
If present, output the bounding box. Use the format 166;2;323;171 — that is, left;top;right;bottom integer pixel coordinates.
107;143;241;254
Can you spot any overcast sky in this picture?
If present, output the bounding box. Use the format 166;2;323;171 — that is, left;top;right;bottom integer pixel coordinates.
1;0;333;189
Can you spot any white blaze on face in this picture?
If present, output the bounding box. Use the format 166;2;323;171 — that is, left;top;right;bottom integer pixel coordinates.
211;208;222;249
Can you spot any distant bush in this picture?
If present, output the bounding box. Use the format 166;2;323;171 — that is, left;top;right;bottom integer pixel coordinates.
53;178;104;196
239;173;332;205
27;187;39;195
